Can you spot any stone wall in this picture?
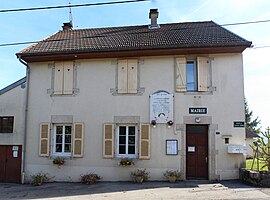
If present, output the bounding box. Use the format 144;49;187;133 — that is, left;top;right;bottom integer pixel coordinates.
239;168;270;187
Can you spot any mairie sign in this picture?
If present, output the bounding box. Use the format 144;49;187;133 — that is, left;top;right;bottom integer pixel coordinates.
189;107;207;114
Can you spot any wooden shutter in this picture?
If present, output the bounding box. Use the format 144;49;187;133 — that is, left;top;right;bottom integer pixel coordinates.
139;124;150;159
39;123;50;157
127;59;138;93
117;60;128;93
54;62;64;94
63;62;74;94
175;57;187;92
73;123;84;157
197;57;208;92
103;124;114;158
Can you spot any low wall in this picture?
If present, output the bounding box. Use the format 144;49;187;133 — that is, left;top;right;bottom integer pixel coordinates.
239;168;270;187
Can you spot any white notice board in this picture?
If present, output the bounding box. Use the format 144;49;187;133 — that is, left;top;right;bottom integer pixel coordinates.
166;140;178;155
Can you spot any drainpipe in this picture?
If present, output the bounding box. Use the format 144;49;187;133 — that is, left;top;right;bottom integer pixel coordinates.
18;55;30;184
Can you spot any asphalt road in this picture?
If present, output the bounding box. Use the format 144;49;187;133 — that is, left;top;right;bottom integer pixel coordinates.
1;180;270;200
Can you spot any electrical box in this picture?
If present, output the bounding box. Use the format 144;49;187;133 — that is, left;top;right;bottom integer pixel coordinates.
228;145;247;154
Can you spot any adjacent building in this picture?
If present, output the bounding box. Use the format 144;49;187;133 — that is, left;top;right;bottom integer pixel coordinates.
0;77;26;183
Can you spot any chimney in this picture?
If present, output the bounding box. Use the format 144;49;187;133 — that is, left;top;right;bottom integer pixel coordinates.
62;22;73;31
149;9;160;29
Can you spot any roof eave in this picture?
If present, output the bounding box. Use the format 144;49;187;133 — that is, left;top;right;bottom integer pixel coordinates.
17;45;251;62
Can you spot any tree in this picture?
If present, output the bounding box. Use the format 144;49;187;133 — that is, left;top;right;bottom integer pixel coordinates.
251;127;270;171
245;98;261;133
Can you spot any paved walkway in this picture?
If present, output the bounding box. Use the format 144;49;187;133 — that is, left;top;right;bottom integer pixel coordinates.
1;180;270;200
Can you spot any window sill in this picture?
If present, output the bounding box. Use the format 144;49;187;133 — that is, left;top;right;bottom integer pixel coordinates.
110;88;145;96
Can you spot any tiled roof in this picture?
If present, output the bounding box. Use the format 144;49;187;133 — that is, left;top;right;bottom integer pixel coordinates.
0;77;26;95
246;128;259;138
17;21;251;56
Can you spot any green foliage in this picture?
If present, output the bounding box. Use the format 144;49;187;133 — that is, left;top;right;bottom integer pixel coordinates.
31;172;49;186
251;128;270;171
52;156;65;166
80;173;101;184
246;158;268;171
119;157;135;166
245;99;261;133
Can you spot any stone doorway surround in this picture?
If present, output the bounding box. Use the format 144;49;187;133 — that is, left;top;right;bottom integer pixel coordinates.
176;116;220;181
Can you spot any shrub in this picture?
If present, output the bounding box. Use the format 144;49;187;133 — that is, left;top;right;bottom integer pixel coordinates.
130;169;150;183
80;173;101;184
31;172;49;186
163;170;181;182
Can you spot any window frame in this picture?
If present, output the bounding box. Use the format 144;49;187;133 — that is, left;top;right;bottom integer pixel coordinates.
186;60;198;92
0;116;14;133
53;124;72;157
116;124;138;158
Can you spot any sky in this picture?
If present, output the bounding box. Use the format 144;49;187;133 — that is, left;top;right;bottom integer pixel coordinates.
0;0;269;131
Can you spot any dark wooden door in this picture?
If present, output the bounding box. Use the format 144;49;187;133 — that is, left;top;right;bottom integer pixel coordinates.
186;125;208;179
0;145;22;183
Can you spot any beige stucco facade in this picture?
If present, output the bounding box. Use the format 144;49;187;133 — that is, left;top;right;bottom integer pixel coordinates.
22;53;246;182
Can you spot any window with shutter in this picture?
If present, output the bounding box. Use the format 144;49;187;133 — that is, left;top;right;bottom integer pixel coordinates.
117;59;138;94
73;123;84;157
63;62;74;94
116;125;138;158
175;57;187;92
175;57;209;93
39;123;50;157
54;61;74;95
117;60;128;93
54;62;64;95
103;124;114;158
127;59;138;93
139;124;150;160
197;57;208;92
53;124;72;156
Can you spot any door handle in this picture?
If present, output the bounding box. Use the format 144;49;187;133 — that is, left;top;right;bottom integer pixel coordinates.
205;157;208;163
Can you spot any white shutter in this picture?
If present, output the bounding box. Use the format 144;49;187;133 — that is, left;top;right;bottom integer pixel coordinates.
127;59;138;93
118;60;128;93
73;123;84;158
39;123;50;157
63;62;74;94
175;57;187;92
54;62;64;94
197;57;208;92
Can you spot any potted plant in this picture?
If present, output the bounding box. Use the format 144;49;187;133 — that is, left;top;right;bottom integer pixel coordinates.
151;120;157;128
163;170;181;183
31;172;49;186
119;157;135;167
167;120;174;128
52;156;65;168
130;168;150;183
80;173;101;184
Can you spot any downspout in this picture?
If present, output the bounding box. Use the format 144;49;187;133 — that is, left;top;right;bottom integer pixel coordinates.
18;55;30;184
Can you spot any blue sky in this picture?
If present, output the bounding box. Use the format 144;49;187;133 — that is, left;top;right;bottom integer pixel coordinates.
0;0;270;130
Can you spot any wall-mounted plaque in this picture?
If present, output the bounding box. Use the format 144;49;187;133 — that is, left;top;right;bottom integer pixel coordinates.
150;91;173;123
166;140;178;155
189;107;207;114
233;121;245;128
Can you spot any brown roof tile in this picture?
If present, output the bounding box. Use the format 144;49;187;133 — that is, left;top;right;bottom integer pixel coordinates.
17;21;251;57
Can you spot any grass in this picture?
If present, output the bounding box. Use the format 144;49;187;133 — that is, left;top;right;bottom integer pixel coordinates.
246;158;268;171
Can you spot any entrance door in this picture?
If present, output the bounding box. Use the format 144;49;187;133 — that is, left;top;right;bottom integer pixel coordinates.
186;125;208;179
0;145;22;183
